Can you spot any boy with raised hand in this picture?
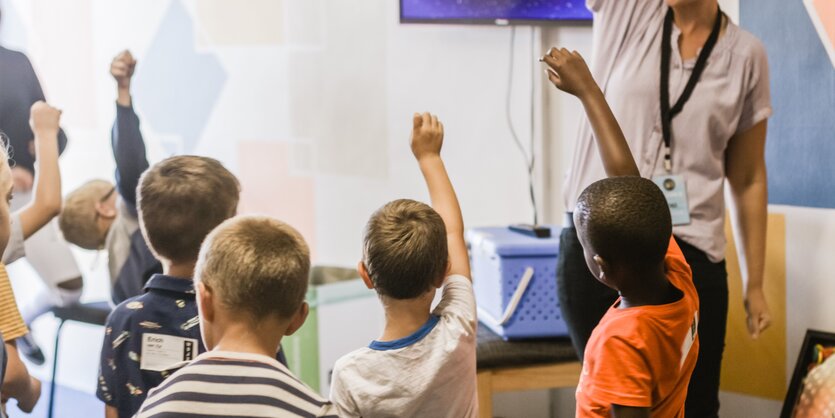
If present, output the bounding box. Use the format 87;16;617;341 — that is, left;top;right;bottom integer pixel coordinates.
96;153;240;418
330;113;477;418
1;97;67;365
135;216;338;417
0;101;62;413
541;48;699;418
59;50;162;306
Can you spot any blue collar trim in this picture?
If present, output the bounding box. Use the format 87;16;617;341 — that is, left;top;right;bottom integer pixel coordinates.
369;315;441;351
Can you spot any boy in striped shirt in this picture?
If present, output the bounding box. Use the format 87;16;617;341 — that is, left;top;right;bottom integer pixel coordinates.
135;216;337;418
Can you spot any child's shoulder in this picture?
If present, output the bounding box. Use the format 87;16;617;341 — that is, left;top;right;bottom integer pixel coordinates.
599;306;674;347
106;293;153;328
334;347;375;372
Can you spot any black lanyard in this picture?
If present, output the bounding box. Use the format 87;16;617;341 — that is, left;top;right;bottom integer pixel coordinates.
660;5;723;172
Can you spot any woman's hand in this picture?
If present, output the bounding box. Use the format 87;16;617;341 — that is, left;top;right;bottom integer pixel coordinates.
744;287;771;339
540;47;598;99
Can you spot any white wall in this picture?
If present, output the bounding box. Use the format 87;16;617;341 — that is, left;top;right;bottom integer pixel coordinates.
4;0;833;417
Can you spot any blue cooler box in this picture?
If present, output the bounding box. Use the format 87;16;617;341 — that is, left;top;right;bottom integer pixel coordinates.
466;226;567;340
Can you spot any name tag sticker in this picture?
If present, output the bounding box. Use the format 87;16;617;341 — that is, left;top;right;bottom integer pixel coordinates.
652;174;691;226
140;333;198;372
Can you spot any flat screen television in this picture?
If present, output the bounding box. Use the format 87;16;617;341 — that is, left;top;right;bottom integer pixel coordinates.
400;0;592;25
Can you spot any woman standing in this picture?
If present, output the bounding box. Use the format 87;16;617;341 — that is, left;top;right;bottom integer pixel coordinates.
551;1;772;416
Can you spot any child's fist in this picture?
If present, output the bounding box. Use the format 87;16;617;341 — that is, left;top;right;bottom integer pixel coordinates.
540;48;596;98
29;101;62;138
410;112;444;161
111;50;137;90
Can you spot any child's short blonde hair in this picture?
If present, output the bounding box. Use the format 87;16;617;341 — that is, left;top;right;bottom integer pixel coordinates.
59;179;115;250
196;216;310;320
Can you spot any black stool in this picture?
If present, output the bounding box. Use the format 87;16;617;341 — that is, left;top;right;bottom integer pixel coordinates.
49;302;111;418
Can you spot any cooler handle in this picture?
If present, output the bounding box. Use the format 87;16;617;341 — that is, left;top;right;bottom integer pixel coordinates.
498;267;534;325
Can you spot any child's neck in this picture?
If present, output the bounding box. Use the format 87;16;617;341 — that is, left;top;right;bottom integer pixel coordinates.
163;260;196;279
617;263;681;309
211;319;285;359
379;292;435;342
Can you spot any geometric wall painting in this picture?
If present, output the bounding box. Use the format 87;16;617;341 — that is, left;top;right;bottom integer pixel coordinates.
237;141;318;261
804;0;835;69
720;213;786;400
741;0;835;208
133;0;226;154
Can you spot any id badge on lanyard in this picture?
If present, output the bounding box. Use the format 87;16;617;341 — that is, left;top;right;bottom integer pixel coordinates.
652;172;691;226
656;5;723;226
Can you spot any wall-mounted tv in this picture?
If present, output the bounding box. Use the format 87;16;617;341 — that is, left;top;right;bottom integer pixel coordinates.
400;0;592;25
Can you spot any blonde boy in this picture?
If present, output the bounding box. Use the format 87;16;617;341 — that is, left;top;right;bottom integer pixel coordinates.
330;113;477;417
135;216;338;417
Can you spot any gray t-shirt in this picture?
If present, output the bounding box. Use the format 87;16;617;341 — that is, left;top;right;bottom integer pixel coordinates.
565;0;772;262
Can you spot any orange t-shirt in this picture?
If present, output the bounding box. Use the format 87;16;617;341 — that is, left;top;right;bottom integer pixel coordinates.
576;237;699;418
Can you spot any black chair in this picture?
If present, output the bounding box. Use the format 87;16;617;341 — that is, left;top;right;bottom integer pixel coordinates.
48;302;111;418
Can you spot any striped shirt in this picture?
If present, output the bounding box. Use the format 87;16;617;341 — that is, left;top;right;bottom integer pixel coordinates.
0;263;28;341
135;351;338;418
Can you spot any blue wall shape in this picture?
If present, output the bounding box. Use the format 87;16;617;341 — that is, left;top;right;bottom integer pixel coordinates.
741;0;835;209
133;0;226;154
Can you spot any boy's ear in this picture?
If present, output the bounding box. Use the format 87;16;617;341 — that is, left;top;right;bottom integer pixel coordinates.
94;201;117;219
285;302;309;336
593;255;608;280
197;281;215;323
358;261;374;290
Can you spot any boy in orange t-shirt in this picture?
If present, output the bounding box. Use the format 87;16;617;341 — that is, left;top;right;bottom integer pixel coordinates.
542;48;699;418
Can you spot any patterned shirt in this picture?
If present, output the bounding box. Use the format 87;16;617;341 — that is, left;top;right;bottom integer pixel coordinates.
0;263;28;342
97;274;204;418
136;351;339;418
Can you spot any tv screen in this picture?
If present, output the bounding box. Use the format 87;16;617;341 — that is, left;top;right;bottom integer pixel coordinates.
400;0;592;24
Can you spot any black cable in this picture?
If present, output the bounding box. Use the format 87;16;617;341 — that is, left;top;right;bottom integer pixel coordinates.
506;26;539;225
529;27;537;226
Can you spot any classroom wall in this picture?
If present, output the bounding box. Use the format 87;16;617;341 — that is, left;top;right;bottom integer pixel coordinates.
0;0;544;409
2;0;833;416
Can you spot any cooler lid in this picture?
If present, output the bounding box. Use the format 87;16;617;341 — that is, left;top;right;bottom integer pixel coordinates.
466;226;561;257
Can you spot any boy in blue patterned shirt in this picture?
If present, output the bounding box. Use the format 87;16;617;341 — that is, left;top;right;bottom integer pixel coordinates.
96;154;239;418
94;52;241;418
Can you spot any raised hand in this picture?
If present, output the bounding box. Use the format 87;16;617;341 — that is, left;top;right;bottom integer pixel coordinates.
540;47;597;98
410;112;444;162
29;101;62;140
111;50;137;91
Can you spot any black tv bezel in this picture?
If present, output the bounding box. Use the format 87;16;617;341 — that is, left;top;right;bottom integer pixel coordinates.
398;0;593;26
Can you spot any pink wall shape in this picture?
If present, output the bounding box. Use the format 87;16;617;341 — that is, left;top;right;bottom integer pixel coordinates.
813;0;835;51
238;141;317;261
